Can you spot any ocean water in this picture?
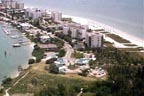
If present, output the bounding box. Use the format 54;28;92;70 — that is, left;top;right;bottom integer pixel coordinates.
0;24;33;83
19;0;144;40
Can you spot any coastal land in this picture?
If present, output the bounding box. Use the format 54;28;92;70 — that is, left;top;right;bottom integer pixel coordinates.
0;1;144;96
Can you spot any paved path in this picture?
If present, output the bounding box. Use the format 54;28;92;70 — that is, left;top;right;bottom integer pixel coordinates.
63;42;75;65
3;72;30;96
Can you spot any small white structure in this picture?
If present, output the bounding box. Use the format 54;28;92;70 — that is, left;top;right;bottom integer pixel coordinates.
40;35;50;43
59;66;68;73
20;23;32;30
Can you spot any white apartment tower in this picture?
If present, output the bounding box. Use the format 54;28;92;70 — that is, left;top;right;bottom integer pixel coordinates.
86;32;103;48
1;0;24;9
25;8;46;19
51;11;62;22
63;23;88;39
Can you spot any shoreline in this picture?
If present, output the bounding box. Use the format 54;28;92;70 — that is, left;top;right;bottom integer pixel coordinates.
25;6;144;47
62;14;144;48
0;20;34;88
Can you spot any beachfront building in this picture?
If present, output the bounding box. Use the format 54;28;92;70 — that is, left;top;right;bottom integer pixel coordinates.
51;11;62;22
86;32;103;48
25;8;46;19
1;0;24;9
16;2;24;9
63;23;88;39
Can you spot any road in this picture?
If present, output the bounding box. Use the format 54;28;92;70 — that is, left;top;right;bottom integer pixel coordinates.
63;42;75;65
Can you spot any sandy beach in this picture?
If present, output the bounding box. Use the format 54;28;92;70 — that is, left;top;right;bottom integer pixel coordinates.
63;15;144;48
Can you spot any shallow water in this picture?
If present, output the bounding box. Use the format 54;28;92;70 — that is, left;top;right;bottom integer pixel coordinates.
0;23;33;83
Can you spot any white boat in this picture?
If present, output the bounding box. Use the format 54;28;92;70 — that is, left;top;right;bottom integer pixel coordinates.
10;35;19;39
12;43;21;47
2;28;11;35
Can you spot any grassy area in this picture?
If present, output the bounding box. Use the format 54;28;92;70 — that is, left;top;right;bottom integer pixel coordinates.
118;48;143;51
9;70;96;95
124;44;137;46
106;34;130;43
71;51;84;59
8;62;98;95
100;31;109;34
104;41;114;47
128;52;144;59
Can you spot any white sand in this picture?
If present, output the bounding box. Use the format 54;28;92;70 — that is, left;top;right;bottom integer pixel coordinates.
63;15;144;48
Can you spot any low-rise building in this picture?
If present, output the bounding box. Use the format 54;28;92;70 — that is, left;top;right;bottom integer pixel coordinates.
39;43;58;51
40;35;50;43
19;23;32;30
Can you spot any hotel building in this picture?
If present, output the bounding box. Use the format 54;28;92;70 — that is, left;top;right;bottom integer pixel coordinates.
51;11;62;22
25;8;46;19
86;32;103;48
63;23;88;39
1;0;24;9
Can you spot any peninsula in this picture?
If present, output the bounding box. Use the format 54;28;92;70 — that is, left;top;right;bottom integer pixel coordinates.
0;0;144;96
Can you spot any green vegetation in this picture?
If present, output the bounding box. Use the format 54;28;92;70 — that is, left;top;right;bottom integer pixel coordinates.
9;71;95;95
62;18;72;23
32;45;44;63
2;77;12;87
78;69;89;77
28;59;35;64
57;49;66;57
8;46;144;96
68;64;78;70
46;58;57;64
124;44;137;46
49;64;59;74
71;51;84;59
55;32;73;46
106;34;130;43
51;38;64;48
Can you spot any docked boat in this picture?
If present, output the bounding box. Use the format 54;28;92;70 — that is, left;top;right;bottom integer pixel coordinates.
12;43;21;47
11;35;19;39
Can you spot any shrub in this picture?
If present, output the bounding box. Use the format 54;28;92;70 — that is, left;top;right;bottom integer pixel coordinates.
46;58;57;64
57;49;66;57
2;77;12;87
28;59;35;64
49;64;59;74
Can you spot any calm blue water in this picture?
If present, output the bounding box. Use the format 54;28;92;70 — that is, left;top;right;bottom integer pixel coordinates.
0;24;33;83
19;0;144;40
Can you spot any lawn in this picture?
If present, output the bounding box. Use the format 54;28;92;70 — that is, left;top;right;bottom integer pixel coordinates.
9;62;97;95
